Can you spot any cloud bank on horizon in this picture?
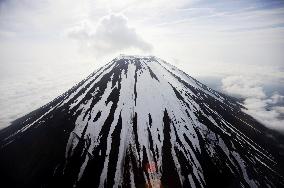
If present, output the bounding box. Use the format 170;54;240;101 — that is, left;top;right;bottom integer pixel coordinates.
222;75;284;132
0;0;284;131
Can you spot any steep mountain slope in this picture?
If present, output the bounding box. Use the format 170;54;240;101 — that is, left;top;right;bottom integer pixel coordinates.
0;55;283;188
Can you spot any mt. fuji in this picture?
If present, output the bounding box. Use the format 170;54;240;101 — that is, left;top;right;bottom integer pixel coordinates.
0;55;283;188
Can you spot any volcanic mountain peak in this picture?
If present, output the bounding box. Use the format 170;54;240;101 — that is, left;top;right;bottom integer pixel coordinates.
0;55;283;188
116;54;156;60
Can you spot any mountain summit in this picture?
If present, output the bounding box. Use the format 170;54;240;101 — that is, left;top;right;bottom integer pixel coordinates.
0;55;283;187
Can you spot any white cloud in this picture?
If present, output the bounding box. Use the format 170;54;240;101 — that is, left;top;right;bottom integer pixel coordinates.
0;62;95;129
273;106;284;115
221;76;266;98
269;93;284;104
66;14;153;57
221;75;284;132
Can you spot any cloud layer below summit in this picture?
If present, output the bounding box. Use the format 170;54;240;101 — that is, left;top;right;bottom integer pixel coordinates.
222;75;284;132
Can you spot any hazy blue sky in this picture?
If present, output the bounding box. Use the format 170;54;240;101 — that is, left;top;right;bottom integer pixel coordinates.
0;0;284;131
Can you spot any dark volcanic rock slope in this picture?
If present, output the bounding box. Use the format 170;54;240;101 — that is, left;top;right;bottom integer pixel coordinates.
0;55;283;188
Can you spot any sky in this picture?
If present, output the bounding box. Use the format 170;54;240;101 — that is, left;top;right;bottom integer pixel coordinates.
0;0;284;132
